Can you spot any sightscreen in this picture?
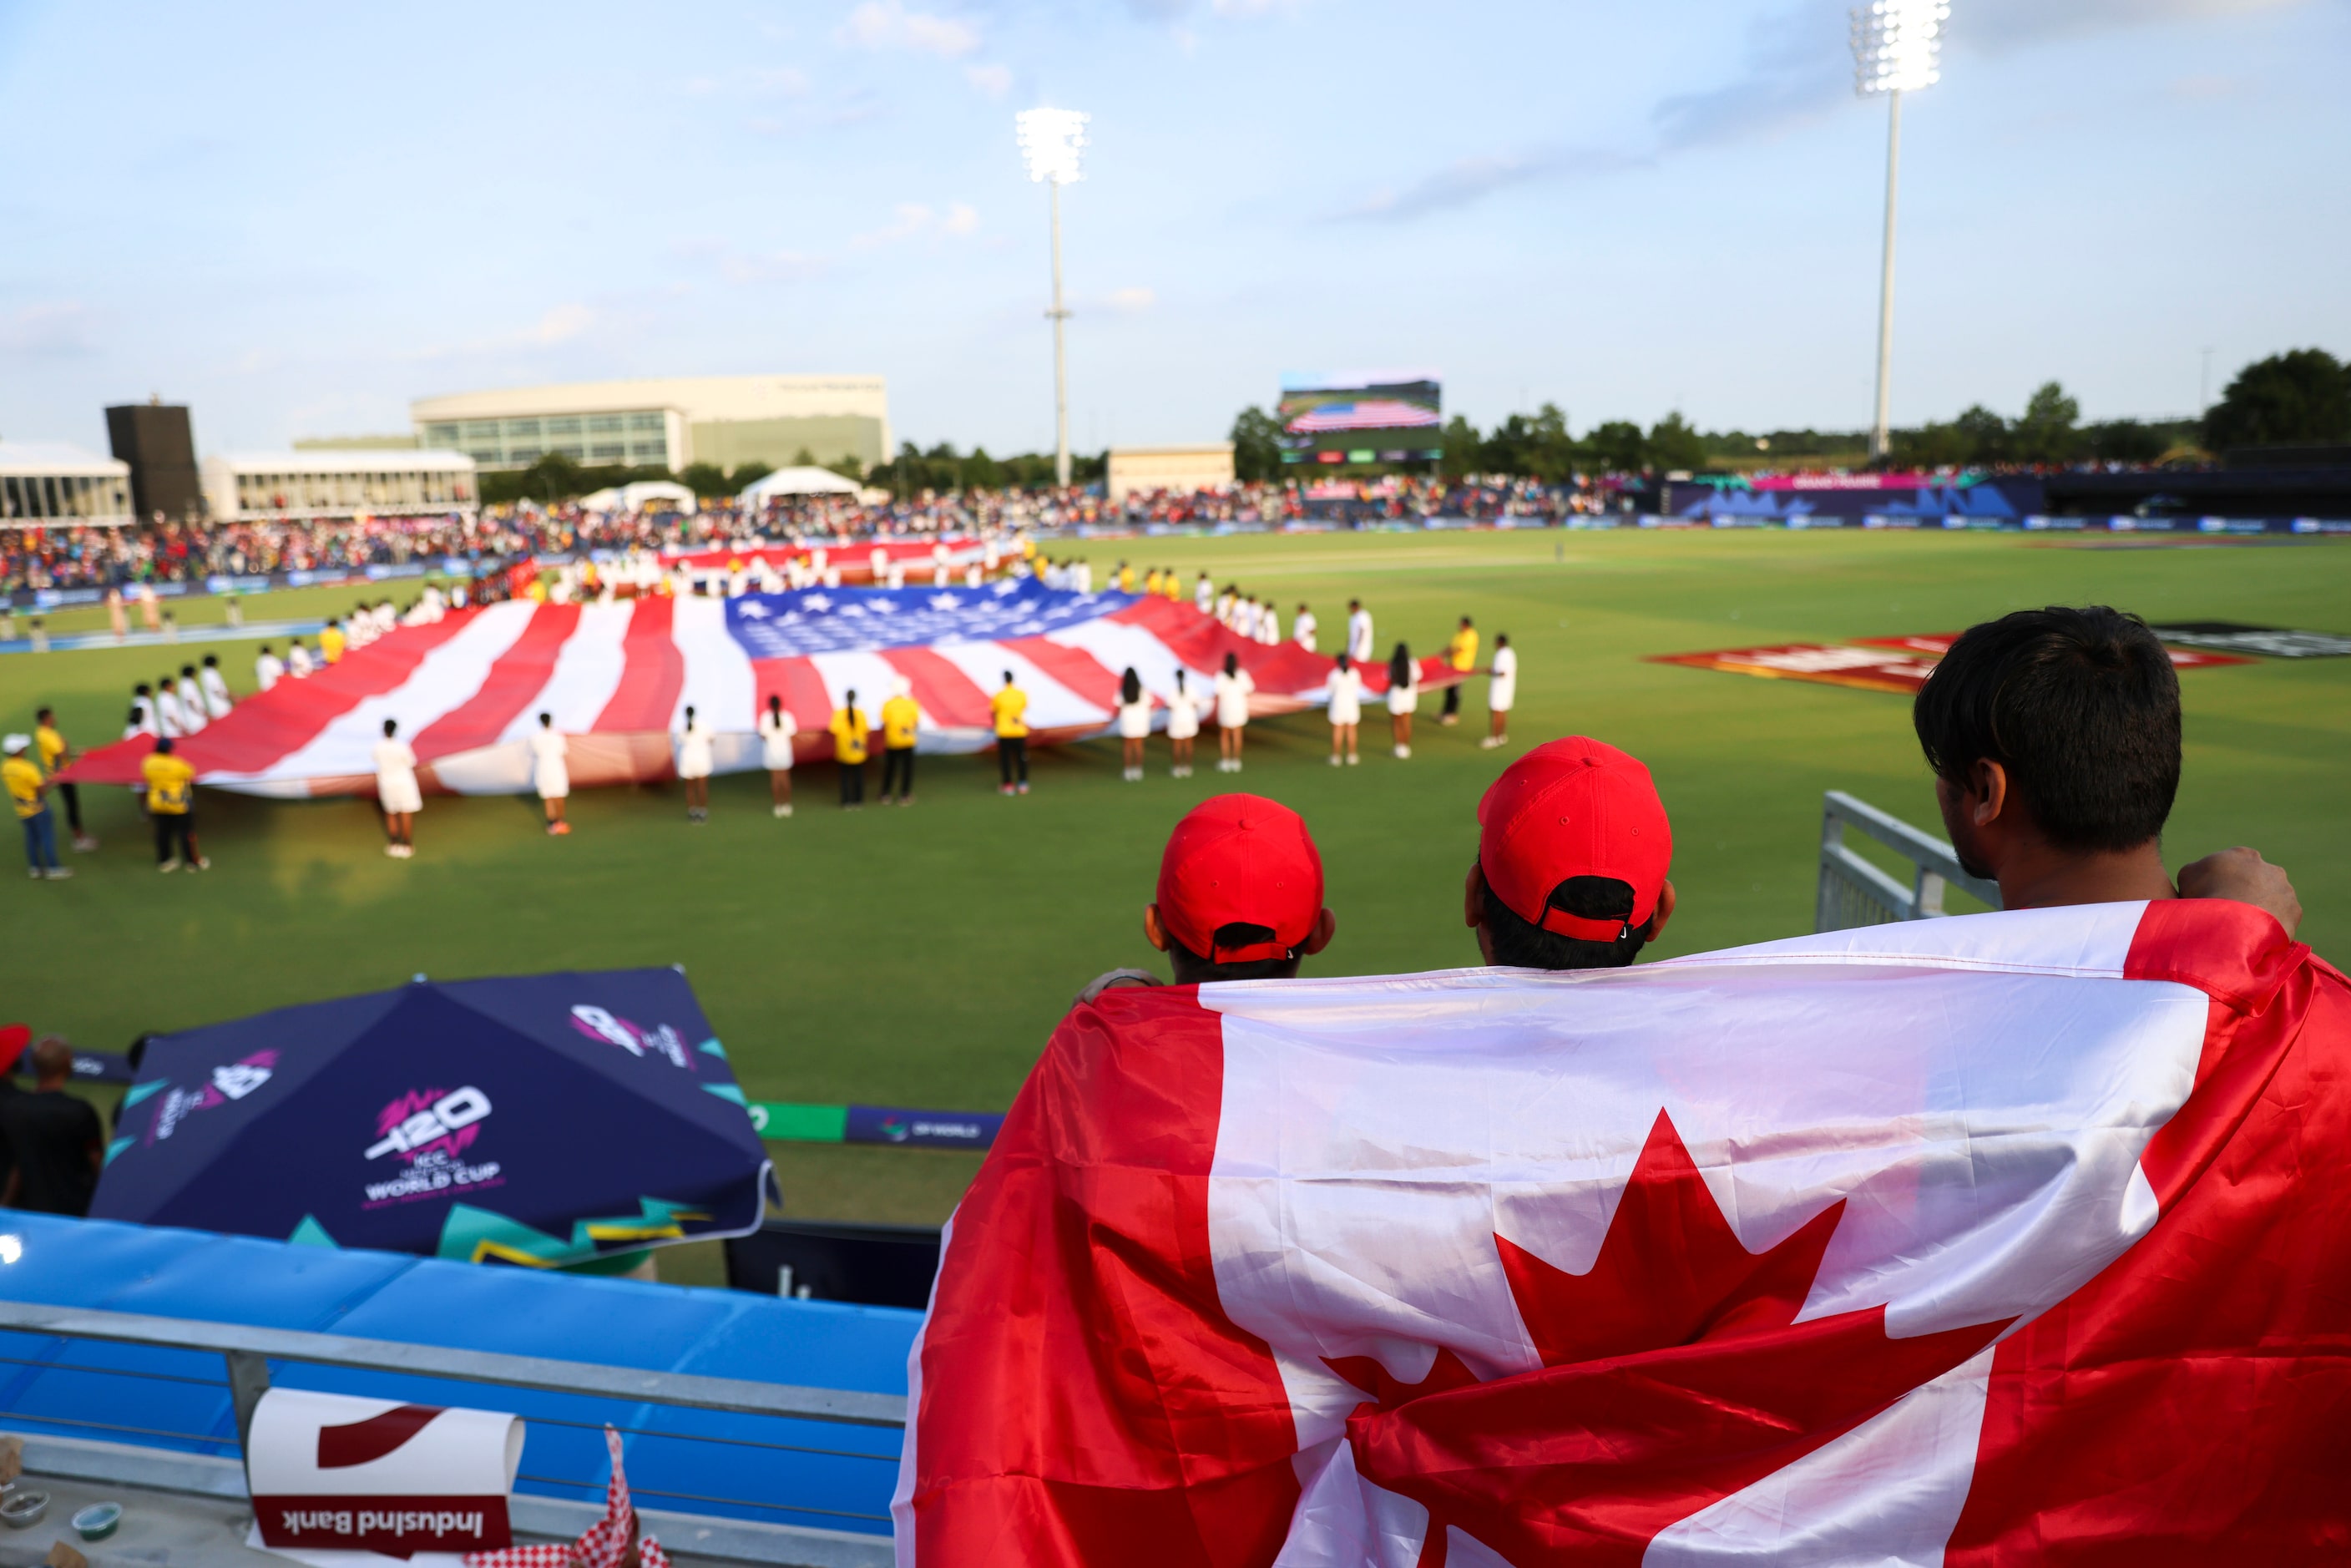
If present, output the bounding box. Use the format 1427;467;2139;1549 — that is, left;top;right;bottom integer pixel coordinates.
1277;371;1443;465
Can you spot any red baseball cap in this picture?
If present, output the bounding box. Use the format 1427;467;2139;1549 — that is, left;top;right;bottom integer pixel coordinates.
1477;737;1672;942
1156;794;1325;964
0;1024;29;1075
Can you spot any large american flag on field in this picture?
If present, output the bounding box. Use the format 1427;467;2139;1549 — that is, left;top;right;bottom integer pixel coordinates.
63;585;1461;797
894;899;2351;1564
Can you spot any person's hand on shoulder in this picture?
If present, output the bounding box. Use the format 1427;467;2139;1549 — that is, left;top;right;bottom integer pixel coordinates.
2177;847;2302;938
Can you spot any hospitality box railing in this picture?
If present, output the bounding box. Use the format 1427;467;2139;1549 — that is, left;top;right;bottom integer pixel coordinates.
0;1300;900;1568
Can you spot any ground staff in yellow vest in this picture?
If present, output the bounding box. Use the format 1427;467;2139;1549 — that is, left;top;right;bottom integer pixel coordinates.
1441;615;1480;725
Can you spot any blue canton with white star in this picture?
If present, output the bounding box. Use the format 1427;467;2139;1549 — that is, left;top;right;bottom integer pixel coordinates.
724;584;1140;658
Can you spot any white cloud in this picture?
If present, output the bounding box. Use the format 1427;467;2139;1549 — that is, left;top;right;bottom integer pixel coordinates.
753;66;811;98
720;250;826;284
1959;0;2307;48
852;201;982;248
965;62;1013;98
1106;286;1155;311
0;301;98;357
835;1;980;58
533;304;594;344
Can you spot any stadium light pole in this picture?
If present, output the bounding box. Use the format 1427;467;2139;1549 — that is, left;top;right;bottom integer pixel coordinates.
1017;107;1089;489
1851;0;1949;463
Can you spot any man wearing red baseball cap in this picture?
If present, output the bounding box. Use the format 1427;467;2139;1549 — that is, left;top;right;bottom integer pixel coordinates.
1077;795;1337;1002
1465;736;1676;969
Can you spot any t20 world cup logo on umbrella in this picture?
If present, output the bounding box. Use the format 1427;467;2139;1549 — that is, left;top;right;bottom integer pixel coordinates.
362;1086;502;1208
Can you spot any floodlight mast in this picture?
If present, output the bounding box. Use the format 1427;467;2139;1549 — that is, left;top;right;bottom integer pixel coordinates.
1852;0;1949;462
1017;108;1090;489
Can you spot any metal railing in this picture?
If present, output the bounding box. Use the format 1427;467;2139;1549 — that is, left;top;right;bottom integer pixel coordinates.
0;1299;900;1568
1815;790;2000;932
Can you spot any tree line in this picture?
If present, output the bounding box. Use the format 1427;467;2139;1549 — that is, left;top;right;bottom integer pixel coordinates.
482;347;2346;504
1228;346;2348;481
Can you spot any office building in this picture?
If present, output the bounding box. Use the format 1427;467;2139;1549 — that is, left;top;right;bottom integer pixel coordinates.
1105;444;1236;503
410;376;891;474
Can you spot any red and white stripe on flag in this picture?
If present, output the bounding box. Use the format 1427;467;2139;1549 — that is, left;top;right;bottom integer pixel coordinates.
893;899;2351;1564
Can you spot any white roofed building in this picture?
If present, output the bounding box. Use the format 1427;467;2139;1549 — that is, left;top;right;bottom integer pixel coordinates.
410;375;891;475
200;449;478;522
0;441;136;527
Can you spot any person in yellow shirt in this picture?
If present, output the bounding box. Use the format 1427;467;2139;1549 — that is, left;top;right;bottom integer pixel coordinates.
878;678;921;807
829;690;871;810
319;620;347;665
141;736;207;871
5;734;69;880
990;671;1030;797
33;707;96;852
1165;569;1184;603
1118;561;1136;594
1144;568;1163;598
1440;615;1480;727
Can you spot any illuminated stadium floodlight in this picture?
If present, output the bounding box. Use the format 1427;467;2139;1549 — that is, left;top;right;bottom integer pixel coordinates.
1852;0;1949;460
1017;108;1090;488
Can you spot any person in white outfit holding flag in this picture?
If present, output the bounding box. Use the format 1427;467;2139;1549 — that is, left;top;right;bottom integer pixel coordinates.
529;711;570;837
1482;633;1517;749
1326;651;1363;767
1384;642;1418;759
1214;652;1255;774
1115;668;1152;782
254;645;286;692
174;667;207;734
373;718;421;859
675;705;715;824
1346;599;1374;664
199;654;234;720
758;694;796;817
1292;604;1317;654
1164;670;1199;778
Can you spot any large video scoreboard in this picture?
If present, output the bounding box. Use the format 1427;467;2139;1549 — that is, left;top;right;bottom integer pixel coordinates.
1277;371;1443;465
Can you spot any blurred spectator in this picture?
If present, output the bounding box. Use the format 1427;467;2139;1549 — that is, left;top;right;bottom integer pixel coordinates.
0;1036;104;1216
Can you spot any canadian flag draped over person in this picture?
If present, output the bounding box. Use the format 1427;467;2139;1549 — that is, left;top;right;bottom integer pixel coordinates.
892;899;2350;1565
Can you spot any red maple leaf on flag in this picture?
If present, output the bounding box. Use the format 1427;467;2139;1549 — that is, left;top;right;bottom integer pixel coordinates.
1333;1110;2011;1567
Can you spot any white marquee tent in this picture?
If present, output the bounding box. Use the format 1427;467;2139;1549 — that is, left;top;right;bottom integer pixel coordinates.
736;466;862;508
580;480;695;513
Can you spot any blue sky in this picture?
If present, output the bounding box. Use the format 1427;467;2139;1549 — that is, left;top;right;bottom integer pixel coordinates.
3;0;2346;458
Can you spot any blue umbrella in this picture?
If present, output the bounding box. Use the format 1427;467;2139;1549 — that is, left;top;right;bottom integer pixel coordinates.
94;969;772;1267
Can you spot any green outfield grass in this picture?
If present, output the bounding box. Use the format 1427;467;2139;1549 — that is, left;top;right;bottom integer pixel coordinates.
6;529;2348;1247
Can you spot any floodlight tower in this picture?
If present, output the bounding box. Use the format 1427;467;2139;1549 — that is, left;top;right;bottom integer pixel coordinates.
1016;107;1089;489
1851;0;1949;461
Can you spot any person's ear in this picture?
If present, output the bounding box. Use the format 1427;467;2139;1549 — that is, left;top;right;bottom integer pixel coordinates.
1966;758;2010;827
1303;908;1337;955
1464;860;1486;930
1144;903;1172;953
1644;880;1676;944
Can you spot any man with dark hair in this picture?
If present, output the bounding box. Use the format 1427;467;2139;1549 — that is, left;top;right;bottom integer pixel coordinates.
1075;794;1337;1003
0;1037;103;1216
1915;604;2298;923
1464;736;1675;970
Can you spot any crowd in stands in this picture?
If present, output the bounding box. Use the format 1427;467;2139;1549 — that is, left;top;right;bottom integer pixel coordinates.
3;474;1630;597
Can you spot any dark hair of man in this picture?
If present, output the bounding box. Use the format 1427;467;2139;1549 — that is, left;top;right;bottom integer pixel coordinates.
1165;921;1299;983
36;706;53;722
1481;874;1650;969
383;718;397;737
1912;606;2181;852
